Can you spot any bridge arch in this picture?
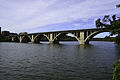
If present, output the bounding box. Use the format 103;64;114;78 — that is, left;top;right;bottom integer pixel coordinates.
20;35;32;43
34;34;49;43
12;36;20;42
85;30;109;44
52;32;80;44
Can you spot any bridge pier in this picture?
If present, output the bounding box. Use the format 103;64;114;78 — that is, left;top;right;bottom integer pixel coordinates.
79;40;85;45
19;36;22;43
49;33;54;44
11;37;14;42
49;40;59;44
79;32;85;45
31;35;35;43
49;41;53;44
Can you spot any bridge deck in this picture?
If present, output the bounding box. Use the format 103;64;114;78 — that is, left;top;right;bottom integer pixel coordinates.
28;28;101;35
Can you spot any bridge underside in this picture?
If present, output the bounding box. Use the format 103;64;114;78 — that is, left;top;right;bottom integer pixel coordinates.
11;29;109;45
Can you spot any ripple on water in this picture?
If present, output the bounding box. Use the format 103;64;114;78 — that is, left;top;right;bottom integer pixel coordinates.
0;41;119;80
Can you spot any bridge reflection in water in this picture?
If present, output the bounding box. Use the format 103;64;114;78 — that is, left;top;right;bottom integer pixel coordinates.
11;28;109;45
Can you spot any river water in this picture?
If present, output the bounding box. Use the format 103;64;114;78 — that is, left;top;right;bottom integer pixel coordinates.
0;41;119;80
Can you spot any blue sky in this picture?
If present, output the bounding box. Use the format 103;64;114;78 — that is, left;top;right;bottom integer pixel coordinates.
0;0;120;37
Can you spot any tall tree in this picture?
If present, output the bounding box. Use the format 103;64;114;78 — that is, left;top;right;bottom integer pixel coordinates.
116;4;120;8
96;15;120;44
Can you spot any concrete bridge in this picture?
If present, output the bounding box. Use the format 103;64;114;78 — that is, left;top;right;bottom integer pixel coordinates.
11;28;109;45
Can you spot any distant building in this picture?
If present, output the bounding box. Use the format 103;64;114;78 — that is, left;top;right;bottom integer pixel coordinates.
2;31;10;36
19;32;28;35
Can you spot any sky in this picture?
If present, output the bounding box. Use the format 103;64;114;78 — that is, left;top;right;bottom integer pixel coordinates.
0;0;120;38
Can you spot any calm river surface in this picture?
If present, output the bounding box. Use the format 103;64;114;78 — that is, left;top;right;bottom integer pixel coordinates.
0;41;119;80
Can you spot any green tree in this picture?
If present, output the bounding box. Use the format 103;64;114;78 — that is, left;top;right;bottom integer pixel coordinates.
96;15;120;44
116;4;120;8
113;60;120;80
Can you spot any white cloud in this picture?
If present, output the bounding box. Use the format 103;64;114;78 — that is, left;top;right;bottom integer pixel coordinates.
81;19;89;22
74;23;82;26
0;0;119;33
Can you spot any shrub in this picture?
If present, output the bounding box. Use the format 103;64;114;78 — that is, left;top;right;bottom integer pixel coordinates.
113;59;120;80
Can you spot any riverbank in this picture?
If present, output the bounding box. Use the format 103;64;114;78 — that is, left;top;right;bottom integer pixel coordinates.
0;36;11;42
113;59;120;80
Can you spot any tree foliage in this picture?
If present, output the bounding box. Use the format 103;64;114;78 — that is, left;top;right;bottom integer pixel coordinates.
113;60;120;80
116;4;120;8
96;15;120;44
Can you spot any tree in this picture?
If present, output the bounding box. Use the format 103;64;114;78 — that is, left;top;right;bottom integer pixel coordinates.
96;15;120;44
116;4;120;8
96;18;104;28
113;60;120;80
95;4;120;44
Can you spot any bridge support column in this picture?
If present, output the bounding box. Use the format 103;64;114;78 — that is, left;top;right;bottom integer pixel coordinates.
49;33;59;44
19;36;22;43
49;41;53;44
79;40;85;44
49;33;54;44
49;40;59;44
31;35;34;43
11;37;14;42
79;32;85;44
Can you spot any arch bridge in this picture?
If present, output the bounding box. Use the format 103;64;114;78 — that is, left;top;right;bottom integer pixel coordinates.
11;28;109;45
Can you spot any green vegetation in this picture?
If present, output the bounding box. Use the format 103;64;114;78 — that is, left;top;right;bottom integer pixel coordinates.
113;60;120;80
57;35;77;41
96;14;120;44
91;37;115;42
116;4;120;8
0;35;11;42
